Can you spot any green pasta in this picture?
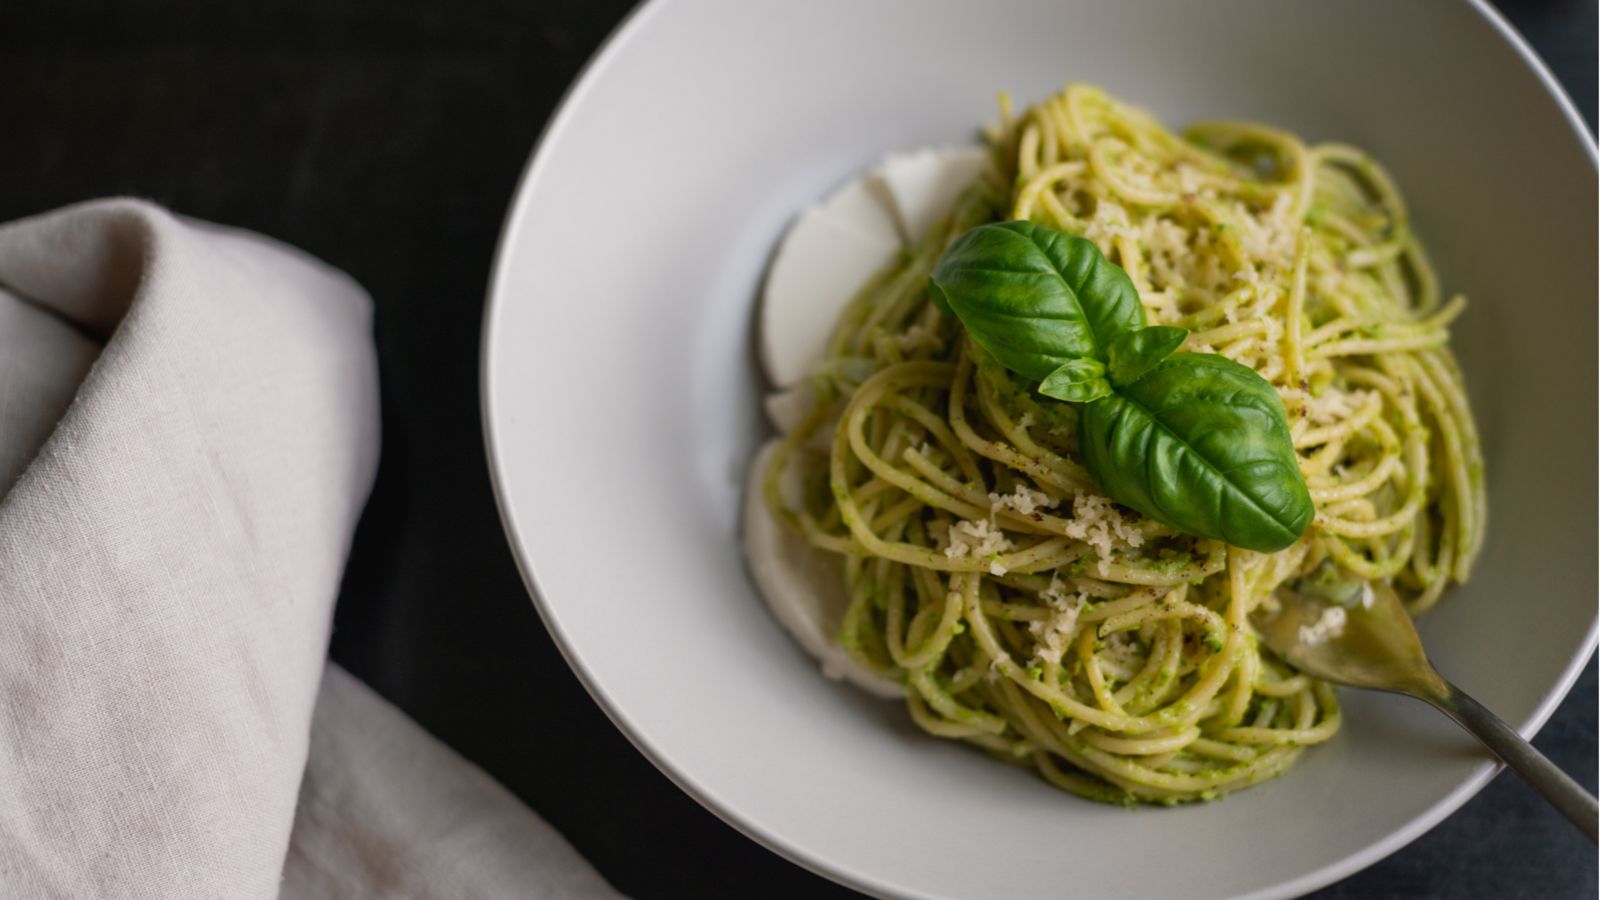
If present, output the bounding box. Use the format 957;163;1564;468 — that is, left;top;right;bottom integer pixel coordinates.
763;84;1484;805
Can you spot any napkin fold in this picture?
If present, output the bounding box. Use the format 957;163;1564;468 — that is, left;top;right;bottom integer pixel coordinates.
0;200;619;899
285;667;620;900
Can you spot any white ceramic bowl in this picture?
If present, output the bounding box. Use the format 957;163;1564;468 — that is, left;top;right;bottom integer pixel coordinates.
482;2;1597;896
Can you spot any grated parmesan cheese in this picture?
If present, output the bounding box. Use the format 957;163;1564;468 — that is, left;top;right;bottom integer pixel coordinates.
1297;605;1347;646
1303;387;1372;426
893;323;941;355
989;483;1059;518
1098;631;1145;679
1062;491;1145;559
1029;574;1086;664
1174;163;1203;195
1083;199;1134;248
943;518;1012;574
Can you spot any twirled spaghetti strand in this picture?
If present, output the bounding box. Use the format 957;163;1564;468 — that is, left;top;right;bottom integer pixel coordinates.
765;84;1482;804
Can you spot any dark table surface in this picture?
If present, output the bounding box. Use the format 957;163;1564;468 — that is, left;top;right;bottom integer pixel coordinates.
5;1;1595;897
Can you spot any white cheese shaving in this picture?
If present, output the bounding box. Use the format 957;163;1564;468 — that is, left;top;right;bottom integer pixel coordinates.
1145;218;1193;290
1174;163;1203;195
893;322;941;355
943;518;1012;570
870;146;991;244
1029;575;1087;664
1297;605;1348;646
1062;492;1145;559
1098;631;1145;679
1083;199;1134;249
1304;387;1372;426
760;179;902;388
989;483;1059;518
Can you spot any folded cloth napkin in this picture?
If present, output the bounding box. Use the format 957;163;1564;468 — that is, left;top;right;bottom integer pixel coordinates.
0;200;621;899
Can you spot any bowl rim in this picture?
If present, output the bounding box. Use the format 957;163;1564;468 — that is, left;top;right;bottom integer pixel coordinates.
479;2;1599;896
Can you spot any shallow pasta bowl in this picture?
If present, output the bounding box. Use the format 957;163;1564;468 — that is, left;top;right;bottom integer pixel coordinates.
481;1;1597;897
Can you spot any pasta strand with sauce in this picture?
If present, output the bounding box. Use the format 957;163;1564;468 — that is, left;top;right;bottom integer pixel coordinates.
763;84;1483;804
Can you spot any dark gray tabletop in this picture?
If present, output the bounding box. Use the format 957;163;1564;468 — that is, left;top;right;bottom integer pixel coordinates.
3;1;1593;897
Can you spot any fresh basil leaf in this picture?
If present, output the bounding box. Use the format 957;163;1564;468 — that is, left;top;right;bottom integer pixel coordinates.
1039;358;1113;403
1106;326;1188;386
1079;353;1313;553
928;279;954;317
929;221;1313;553
929;221;1145;381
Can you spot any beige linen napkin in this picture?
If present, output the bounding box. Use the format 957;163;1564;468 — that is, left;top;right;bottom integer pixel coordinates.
0;200;620;899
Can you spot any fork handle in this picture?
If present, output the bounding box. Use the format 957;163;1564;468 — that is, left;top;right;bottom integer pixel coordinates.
1423;681;1597;843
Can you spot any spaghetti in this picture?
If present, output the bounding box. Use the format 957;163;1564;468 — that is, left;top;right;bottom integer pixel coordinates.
762;84;1484;804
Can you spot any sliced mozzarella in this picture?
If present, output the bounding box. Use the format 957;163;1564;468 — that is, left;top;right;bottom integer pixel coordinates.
765;382;834;453
751;146;990;697
763;381;813;434
760;148;991;388
816;174;900;240
742;440;903;699
759;179;903;388
869;146;992;246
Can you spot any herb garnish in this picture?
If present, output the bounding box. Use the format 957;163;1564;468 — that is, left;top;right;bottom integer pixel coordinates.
930;221;1313;552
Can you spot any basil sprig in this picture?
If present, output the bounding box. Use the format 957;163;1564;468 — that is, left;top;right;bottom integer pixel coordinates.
928;221;1144;384
930;221;1313;553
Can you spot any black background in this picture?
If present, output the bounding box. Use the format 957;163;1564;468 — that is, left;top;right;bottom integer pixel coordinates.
3;1;1595;897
